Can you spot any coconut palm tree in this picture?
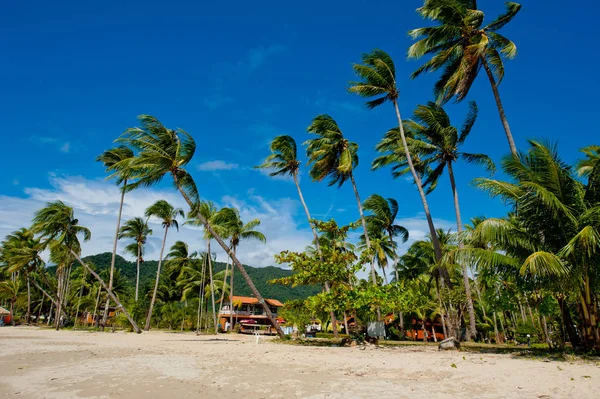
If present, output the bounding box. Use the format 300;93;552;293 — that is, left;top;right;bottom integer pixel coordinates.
214;207;266;329
349;49;444;264
118;217;152;301
305;115;380;293
362;195;409;283
255;134;339;337
144;199;184;331
395;101;494;339
408;0;522;156
0;228;45;324
186;201;222;334
97;146;135;329
117;115;285;337
461;141;600;349
31;201;91;330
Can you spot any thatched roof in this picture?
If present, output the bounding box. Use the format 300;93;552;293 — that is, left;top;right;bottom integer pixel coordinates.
0;306;10;315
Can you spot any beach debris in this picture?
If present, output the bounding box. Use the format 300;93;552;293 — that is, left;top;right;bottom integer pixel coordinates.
438;337;460;351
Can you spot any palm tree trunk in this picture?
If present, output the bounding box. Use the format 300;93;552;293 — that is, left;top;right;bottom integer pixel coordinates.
207;240;218;334
54;268;63;330
447;161;476;341
473;280;487;320
481;58;518;157
69;249;141;333
217;252;231;319
199;253;207;333
145;226;169;331
229;246;235;331
174;180;285;338
493;312;500;344
350;174;381;321
392;100;444;270
26;276;31;324
47;300;53;326
499;311;506;343
93;286;101;326
293;172;338;338
541;315;552;347
102;182;127;330
196;281;203;334
135;243;141;302
74;268;86;328
10;299;15;326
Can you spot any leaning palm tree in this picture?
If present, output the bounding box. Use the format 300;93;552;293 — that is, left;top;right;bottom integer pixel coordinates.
97;146;135;329
255;135;339;337
144;199;184;331
396;101;495;339
349;49;444;263
118;217;152;301
408;0;522;156
31;201;140;332
117;115;285;337
305;115;380;293
214;207;266;329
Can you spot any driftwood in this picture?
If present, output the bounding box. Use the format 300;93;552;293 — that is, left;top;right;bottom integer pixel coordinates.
438;337;460;351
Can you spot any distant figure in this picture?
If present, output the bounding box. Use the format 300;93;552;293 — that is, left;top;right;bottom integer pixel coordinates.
225;321;231;332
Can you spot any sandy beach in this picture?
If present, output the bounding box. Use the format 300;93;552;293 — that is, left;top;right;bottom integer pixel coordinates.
1;327;598;399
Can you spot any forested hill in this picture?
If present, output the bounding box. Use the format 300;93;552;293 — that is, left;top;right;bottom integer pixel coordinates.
80;252;320;302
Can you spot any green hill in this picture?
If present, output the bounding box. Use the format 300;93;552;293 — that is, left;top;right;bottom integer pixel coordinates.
80;252;319;302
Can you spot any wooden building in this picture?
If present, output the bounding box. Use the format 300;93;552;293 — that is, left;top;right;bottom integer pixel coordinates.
219;296;284;335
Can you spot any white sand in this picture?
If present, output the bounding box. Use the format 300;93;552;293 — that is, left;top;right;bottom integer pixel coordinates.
1;327;599;398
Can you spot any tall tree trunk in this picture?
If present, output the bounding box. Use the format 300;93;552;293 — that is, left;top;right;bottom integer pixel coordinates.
74;268;86;328
196;280;203;335
493;312;500;344
392;99;443;263
293;172;338;338
135;243;141;301
102;182;127;330
54;268;63;330
199;253;207;333
217;252;231;319
26;276;31;324
10;299;15;326
173;181;285;338
499;311;506;343
93;286;102;327
447;161;476;341
481;58;518;157
558;297;580;348
350;174;381;321
229;246;235;331
473;279;487;320
145;226;169;331
70;250;141;333
207;240;218;334
47;300;53;326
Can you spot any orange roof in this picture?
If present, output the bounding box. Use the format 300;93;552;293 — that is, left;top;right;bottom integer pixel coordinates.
232;296;284;307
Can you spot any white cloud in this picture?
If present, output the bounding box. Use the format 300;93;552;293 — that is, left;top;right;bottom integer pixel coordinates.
197;160;239;172
0;175;313;268
59;142;71;153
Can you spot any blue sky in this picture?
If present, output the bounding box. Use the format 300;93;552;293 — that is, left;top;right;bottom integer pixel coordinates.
1;1;598;269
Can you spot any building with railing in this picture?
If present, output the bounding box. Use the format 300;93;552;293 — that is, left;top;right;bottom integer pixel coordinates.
219;295;284;334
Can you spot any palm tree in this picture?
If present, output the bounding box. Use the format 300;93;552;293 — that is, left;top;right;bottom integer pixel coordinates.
349;49;444;264
187;201;221;334
144;199;184;331
214;207;266;329
305;115;381;294
0;228;45;324
97;146;135;329
362;195;409;283
118;217;152;301
117;115;285;337
255;135;339;337
165;240;201;332
31;201;92;330
461;141;600;349
397;101;494;339
408;0;522;156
